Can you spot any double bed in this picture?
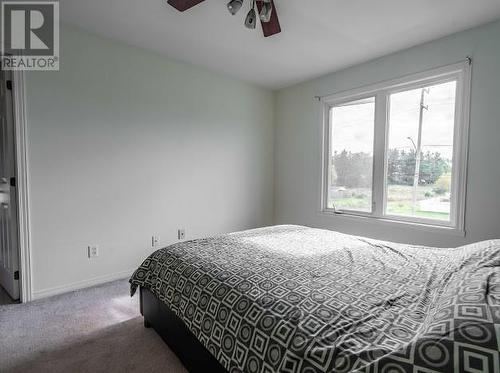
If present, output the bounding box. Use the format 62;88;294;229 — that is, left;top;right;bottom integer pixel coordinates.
130;225;500;372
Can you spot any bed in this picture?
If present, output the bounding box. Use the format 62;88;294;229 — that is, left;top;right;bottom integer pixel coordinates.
130;225;500;373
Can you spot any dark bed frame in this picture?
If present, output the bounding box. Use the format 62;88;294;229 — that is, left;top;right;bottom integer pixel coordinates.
140;287;227;373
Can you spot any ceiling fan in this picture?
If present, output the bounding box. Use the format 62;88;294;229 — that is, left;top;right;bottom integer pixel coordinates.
167;0;281;37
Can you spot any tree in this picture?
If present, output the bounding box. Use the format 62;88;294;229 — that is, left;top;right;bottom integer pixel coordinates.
332;149;451;188
332;151;373;188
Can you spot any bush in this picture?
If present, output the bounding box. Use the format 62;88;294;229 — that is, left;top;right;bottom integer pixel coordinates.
433;173;452;195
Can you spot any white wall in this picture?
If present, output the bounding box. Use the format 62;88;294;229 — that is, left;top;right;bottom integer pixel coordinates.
24;20;500;298
274;20;500;248
25;25;274;298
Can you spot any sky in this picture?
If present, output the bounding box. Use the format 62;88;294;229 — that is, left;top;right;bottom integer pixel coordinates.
331;80;457;160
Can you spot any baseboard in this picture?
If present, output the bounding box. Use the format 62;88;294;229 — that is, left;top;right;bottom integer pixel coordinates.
32;269;135;300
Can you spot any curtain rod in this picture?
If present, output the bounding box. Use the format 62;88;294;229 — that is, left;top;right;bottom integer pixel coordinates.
313;56;472;102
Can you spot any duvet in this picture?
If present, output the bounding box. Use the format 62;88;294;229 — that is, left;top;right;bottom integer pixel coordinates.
130;225;500;373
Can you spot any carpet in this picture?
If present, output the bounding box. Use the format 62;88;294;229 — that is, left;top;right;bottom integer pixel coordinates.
0;279;187;373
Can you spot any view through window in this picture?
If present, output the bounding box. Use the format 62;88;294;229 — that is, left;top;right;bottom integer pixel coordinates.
386;81;456;221
329;97;375;212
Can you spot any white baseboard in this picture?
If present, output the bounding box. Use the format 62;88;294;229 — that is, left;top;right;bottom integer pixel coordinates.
32;269;135;300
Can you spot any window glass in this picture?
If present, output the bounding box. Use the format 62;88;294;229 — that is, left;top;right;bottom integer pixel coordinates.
385;81;457;221
328;97;375;212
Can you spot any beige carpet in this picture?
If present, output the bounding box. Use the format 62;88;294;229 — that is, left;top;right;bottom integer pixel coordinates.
0;280;187;373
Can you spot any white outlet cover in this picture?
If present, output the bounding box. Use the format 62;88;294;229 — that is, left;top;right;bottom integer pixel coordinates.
178;229;186;240
152;235;160;247
88;245;99;258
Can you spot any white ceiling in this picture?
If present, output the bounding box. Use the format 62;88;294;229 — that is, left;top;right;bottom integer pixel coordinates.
61;0;500;89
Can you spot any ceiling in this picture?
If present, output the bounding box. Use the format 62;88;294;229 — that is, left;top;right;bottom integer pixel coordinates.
61;0;500;89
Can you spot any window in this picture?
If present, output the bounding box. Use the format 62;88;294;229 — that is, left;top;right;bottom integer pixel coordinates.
322;61;470;231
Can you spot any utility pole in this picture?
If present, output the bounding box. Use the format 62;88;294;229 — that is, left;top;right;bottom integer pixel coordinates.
411;88;429;215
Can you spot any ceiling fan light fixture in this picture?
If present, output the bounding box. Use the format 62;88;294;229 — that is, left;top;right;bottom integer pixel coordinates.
227;0;244;15
244;4;257;29
259;1;272;23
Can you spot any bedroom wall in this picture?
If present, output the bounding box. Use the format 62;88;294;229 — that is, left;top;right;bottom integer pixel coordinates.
25;25;274;298
274;19;500;247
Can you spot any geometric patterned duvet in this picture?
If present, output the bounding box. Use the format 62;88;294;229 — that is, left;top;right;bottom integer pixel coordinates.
130;225;500;373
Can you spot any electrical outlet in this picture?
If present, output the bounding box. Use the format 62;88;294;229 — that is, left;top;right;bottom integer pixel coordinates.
152;235;160;248
178;229;185;240
88;245;99;258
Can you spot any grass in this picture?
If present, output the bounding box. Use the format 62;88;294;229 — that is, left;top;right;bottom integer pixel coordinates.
385;202;449;220
330;184;450;220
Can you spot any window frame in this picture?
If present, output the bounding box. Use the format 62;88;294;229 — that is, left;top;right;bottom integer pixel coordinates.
320;61;471;234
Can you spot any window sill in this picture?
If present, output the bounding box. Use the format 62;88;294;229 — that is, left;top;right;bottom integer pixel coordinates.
319;209;466;237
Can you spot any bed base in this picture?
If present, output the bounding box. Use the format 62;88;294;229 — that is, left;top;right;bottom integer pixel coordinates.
140;287;227;373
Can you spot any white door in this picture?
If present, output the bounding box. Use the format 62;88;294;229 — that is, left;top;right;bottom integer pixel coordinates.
0;69;20;300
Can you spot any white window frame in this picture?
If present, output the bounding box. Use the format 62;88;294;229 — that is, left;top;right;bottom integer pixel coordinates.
320;61;471;234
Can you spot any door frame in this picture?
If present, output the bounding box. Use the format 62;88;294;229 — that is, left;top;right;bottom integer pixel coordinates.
10;69;32;303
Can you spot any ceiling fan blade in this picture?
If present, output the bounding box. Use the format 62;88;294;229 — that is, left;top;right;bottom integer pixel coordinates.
167;0;205;12
256;0;281;37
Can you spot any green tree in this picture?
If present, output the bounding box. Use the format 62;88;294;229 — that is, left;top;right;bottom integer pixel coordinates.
332;151;373;188
339;148;451;187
